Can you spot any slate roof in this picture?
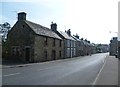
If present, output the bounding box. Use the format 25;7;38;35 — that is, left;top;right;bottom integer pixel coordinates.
72;36;81;41
58;31;75;41
25;20;62;40
81;40;90;46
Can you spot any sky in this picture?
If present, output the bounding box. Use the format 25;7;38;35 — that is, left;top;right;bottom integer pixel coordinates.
1;0;119;44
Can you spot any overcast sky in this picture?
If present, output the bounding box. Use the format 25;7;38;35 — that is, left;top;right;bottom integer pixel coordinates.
1;0;119;44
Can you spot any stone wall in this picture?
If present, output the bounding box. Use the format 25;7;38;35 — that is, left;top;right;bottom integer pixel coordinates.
34;35;64;62
5;21;35;62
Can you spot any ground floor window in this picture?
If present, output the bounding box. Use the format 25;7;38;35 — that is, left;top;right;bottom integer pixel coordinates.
74;48;76;56
67;48;70;57
11;46;21;56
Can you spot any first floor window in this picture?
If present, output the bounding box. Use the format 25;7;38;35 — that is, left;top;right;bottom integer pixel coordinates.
44;37;48;46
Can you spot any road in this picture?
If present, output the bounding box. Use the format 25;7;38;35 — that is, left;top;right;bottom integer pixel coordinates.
2;53;108;85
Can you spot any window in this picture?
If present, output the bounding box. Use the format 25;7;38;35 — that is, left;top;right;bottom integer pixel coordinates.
23;25;25;28
11;46;20;56
67;40;70;47
59;51;61;58
44;37;48;46
74;48;76;56
53;38;55;46
12;47;16;55
60;40;62;47
67;48;70;57
74;41;76;47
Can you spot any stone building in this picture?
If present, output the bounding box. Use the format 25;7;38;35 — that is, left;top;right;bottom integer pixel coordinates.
5;12;63;62
72;34;85;57
90;43;96;54
100;44;109;53
109;37;118;56
51;24;76;58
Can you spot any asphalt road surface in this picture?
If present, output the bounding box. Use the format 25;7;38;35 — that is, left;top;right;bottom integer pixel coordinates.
2;53;108;85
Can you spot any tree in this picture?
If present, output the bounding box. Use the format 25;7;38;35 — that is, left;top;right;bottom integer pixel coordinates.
0;22;11;42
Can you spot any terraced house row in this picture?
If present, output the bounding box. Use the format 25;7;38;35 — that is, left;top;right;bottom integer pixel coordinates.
4;12;96;63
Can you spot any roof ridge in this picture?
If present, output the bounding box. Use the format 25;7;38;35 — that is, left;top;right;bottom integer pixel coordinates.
25;20;51;31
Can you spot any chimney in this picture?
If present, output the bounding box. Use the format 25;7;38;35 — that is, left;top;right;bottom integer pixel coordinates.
75;34;79;39
67;29;71;36
51;22;57;32
88;41;90;43
85;39;87;42
18;12;26;21
81;38;83;40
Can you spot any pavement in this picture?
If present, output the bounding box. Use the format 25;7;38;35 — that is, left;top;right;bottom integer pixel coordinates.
1;59;30;69
93;55;118;86
1;57;86;69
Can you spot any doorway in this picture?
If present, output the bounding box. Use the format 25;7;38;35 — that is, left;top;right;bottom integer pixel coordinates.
25;48;30;62
51;50;56;60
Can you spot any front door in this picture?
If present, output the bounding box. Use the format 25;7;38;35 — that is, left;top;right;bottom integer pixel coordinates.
52;50;56;60
25;48;30;61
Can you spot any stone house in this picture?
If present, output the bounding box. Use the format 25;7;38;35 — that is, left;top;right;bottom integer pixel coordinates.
51;24;76;58
109;37;118;56
80;40;88;55
85;40;92;55
72;34;82;57
61;30;76;58
100;44;109;53
5;12;64;62
90;43;96;54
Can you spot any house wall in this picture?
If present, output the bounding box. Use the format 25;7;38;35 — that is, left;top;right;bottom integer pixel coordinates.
65;39;71;58
76;41;82;57
34;36;64;62
109;42;118;56
109;38;118;56
5;21;35;62
65;39;76;58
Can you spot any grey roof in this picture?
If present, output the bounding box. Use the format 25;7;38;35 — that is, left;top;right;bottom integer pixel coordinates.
58;31;75;40
82;40;90;46
25;20;62;40
72;36;81;41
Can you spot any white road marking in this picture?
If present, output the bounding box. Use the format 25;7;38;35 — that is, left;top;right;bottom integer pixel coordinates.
3;73;20;77
37;66;62;71
37;67;56;71
92;56;107;86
